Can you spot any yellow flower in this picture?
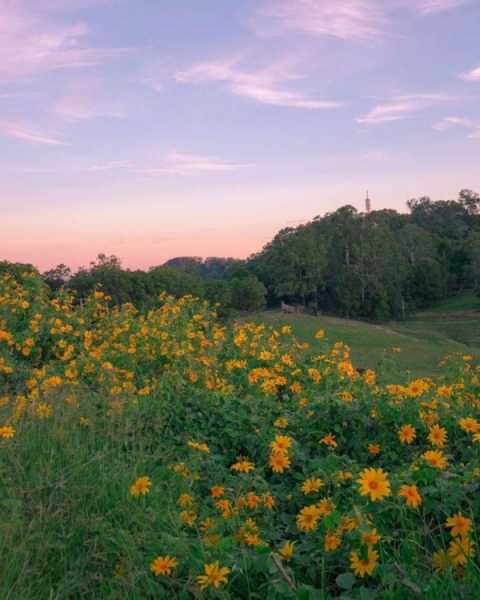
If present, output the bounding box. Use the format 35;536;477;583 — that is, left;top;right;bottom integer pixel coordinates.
297;504;322;531
270;434;293;454
230;460;255;473
325;532;342;551
458;417;480;433
398;484;422;508
320;433;337;448
36;403;53;419
428;424;447;448
448;537;475;566
179;510;197;526
244;491;260;509
274;416;288;428
262;492;276;510
362;529;381;547
398;424;416;444
269;451;291;473
368;443;381;455
301;478;324;494
317;498;335;516
129;476;151;497
314;329;325;339
150;555;178;576
445;513;472;538
244;532;263;547
422;450;448;469
357;468;391;502
279;541;295;560
177;493;194;508
350;548;379;578
308;368;322;383
0;425;15;439
432;549;451;573
187;440;210;453
336;471;353;483
196;561;230;590
210;485;225;498
340;516;358;532
215;499;234;518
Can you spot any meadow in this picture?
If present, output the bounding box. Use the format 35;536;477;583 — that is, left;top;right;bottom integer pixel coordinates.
1;271;480;599
258;294;480;378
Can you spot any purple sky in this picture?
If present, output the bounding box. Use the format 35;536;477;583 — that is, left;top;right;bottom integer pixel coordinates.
1;0;479;270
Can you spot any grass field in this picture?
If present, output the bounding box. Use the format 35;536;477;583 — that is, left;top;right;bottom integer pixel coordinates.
257;294;480;378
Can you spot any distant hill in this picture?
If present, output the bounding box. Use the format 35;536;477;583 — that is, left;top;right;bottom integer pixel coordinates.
256;293;480;378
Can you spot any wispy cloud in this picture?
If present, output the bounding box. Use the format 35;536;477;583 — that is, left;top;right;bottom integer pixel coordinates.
0;121;67;145
133;152;253;176
0;3;128;81
357;93;456;124
7;154;249;175
87;160;135;171
174;58;344;109
252;0;467;41
460;66;480;82
433;116;480;138
413;0;467;15
54;80;127;121
254;0;385;41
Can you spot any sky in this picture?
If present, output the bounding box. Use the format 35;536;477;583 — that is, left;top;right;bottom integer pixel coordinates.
1;0;479;271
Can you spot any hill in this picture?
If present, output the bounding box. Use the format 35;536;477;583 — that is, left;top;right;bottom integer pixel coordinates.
256;294;480;378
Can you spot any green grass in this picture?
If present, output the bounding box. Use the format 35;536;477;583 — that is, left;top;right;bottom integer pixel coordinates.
256;294;480;379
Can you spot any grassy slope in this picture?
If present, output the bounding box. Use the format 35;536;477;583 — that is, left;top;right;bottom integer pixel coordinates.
256;294;480;378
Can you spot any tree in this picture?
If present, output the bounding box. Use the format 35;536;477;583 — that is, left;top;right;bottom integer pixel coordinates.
459;189;480;216
466;231;480;295
230;275;266;312
43;264;71;291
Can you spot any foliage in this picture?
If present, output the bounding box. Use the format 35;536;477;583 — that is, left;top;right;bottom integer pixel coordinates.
252;190;480;318
1;272;480;598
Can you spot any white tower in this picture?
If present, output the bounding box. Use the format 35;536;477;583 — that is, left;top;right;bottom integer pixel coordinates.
365;191;371;213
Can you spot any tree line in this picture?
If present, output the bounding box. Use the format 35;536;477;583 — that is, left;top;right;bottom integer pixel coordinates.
251;189;480;319
2;189;479;320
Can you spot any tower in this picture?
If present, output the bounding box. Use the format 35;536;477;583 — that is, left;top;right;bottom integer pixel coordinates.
365;190;371;213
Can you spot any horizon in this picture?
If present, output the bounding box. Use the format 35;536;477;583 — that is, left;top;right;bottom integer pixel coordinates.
2;0;479;271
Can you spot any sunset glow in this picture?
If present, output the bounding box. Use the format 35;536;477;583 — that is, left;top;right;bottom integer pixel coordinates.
1;0;479;270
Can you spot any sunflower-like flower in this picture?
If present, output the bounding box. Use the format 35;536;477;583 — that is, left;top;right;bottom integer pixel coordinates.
422;450;448;469
445;512;472;538
398;484;422;508
129;476;151;497
398;424;416;444
196;561;231;590
428;424;448;448
150;555;178;576
357;468;391;502
350;548;379;577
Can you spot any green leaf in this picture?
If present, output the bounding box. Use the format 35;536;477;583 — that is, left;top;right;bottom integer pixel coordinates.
336;572;356;591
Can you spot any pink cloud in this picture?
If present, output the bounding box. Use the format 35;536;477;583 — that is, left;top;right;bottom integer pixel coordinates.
357;93;458;124
254;0;385;40
0;3;128;81
252;0;468;41
460;66;480;82
0;121;67;145
132;152;253;176
433;116;480;138
413;0;467;14
175;58;345;109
